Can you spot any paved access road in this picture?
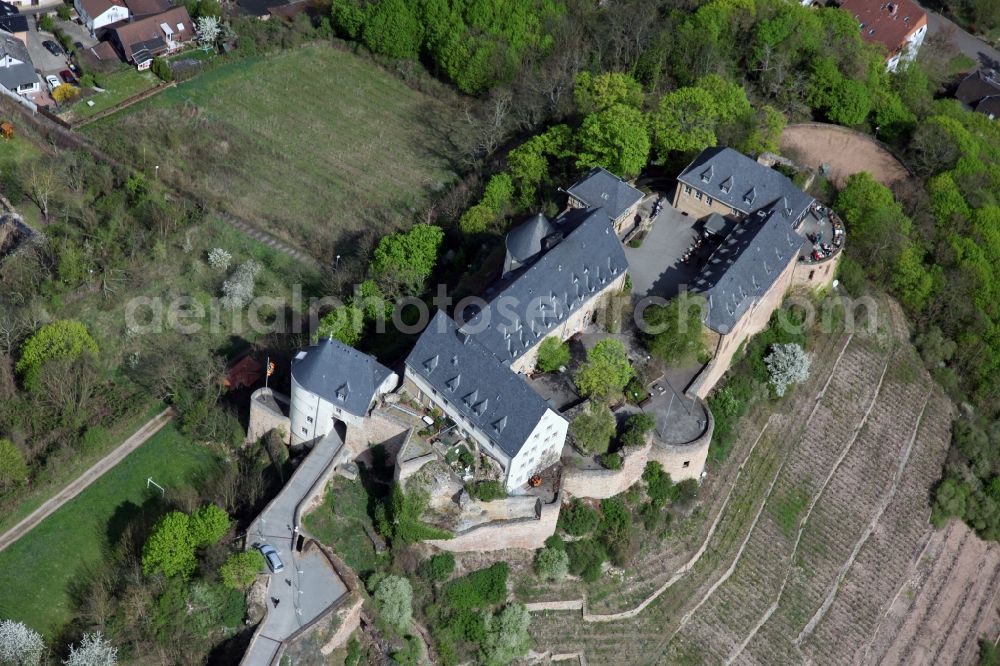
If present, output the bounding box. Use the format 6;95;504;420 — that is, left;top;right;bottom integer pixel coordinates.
0;408;174;552
920;2;1000;69
241;430;350;666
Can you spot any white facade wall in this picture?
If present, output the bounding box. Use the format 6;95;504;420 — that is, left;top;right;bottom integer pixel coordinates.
76;1;129;34
289;375;339;445
506;409;567;490
888;23;927;72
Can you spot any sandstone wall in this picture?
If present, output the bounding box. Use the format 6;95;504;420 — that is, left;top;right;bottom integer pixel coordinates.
344;410;410;458
246;388;291;444
562;441;652;499
791;251;841;290
648;410;713;482
425;492;562;552
320;594;364;656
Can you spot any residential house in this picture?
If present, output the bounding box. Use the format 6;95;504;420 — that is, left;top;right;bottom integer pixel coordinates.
674;147;834;397
289;337;399;446
839;0;928;72
404;312;569;491
565;166;645;235
0;31;38;95
122;0;170;18
75;0;130;36
956;69;1000;120
0;10;27;46
109;5;191;69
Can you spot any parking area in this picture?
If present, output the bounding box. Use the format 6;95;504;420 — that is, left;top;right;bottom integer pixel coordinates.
25;20;70;75
53;17;96;51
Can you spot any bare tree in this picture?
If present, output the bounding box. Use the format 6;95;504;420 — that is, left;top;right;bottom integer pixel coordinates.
25;163;61;223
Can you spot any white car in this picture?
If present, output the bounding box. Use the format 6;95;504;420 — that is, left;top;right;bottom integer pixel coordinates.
44;75;60;92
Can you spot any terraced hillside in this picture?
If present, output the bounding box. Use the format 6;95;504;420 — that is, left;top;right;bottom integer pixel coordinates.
524;297;983;665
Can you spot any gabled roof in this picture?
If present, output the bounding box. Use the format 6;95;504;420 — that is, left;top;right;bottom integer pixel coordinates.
566;166;644;221
977;96;1000;119
505;213;556;265
462;207;628;362
0;1;17;17
677;147;814;223
0;32;35;91
292;338;394;418
839;0;927;55
691;205;803;333
78;0;127;19
123;0;171;18
406;311;555;459
0;14;27;34
956;69;1000;107
111;6;190;61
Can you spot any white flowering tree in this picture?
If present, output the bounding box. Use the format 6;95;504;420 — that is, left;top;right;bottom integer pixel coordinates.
0;619;45;666
221;260;261;310
765;343;811;397
207;247;232;271
63;632;117;666
196;16;220;48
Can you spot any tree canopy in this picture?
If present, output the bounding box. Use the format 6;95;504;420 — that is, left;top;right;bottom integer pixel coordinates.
576;105;650;178
16;320;98;392
369;224;445;295
575;338;633;402
641;293;708;366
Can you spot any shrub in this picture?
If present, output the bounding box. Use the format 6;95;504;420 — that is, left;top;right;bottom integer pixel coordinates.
536;336;571;373
38;14;54;31
566;538;606;581
534;546;569;581
0;438;28;489
376;483;452;544
220;260;262;310
392;634;422;666
479;604;531;666
80;426;110;454
56;4;71;19
16;320;98;391
599;451;622;469
220;550;264;589
624;377;648;404
642;461;674;506
765;343;811;397
444;563;509;610
674;479;699;505
188;504;230;547
558;499;599;536
372;574;413;629
598;497;633;565
620;412;656;447
543;533;565;551
151;56;173;81
423;552;455;582
569;403;616;455
207;247;232;271
467;480;506;501
142;511;196;578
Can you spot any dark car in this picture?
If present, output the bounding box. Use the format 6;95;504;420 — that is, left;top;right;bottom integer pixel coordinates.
59;69;77;85
73;41;83;51
42;40;63;56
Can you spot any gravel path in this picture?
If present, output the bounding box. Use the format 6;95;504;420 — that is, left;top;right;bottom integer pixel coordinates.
0;408;174;552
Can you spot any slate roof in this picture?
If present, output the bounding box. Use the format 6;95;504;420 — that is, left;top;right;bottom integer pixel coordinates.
0;2;17;17
463;207;628;363
691;204;804;333
505;213;556;265
406;311;554;459
956;70;1000;106
292;337;394;418
0;32;36;92
0;14;27;34
977;96;1000;118
677;147;814;224
566;166;644;221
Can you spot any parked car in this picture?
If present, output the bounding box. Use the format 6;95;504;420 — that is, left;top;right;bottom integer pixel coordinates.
42;40;63;56
59;69;77;85
44;74;60;91
73;41;83;51
258;544;285;573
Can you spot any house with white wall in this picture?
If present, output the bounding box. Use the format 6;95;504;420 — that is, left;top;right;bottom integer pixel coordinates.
75;0;129;36
289;338;399;446
0;31;38;96
839;0;927;72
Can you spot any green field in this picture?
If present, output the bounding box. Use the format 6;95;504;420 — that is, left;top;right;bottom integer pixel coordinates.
0;424;220;635
86;44;468;255
68;67;159;122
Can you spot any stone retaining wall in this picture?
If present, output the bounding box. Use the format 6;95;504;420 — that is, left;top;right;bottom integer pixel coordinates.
562;441;652;499
425;492;562;552
246;388;291;444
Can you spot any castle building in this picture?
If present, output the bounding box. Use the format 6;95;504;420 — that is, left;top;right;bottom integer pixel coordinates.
289;338;399;446
565;166;645;235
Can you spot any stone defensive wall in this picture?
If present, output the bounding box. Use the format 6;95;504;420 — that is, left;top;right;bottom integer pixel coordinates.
425;492;562;552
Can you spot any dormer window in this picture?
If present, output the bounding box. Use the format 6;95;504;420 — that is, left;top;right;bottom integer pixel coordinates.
492;416;507;433
720;176;733;194
700;165;714;183
336;383;350;401
743;187;756;206
423;355;439;373
446;374;461;392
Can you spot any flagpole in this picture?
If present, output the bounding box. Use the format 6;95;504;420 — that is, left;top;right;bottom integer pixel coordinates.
265;355;270;389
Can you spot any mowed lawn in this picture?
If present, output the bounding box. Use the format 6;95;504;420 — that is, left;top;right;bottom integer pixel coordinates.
86;44;467;254
0;424;220;636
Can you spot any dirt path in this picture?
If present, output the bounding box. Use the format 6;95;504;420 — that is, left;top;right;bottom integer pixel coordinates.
780;123;912;188
0;408;174;553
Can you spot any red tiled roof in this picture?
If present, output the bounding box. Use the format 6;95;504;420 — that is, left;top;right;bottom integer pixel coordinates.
840;0;927;56
77;0;125;19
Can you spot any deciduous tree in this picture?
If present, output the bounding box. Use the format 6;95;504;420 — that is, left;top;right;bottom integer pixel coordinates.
16;320;98;392
220;550;264;589
575;338;633;401
569;403;616;455
650;87;719;157
536;336;570;373
575;104;650;178
0;438;28;489
141;511;196;578
764;343;810;397
641;293;708;366
0;619;44;666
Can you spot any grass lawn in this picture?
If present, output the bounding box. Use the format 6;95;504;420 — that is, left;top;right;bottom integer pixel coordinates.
67;67;159;122
0;424;221;636
84;43;468;256
948;53;977;76
303;476;382;576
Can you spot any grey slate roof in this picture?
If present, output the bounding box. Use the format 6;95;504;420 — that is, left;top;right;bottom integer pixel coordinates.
292;338;394;418
0;32;36;92
566;166;644;221
463;207;628;362
677;147;813;224
406;311;554;459
0;14;27;34
956;69;1000;107
505;213;556;265
691;204;804;333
